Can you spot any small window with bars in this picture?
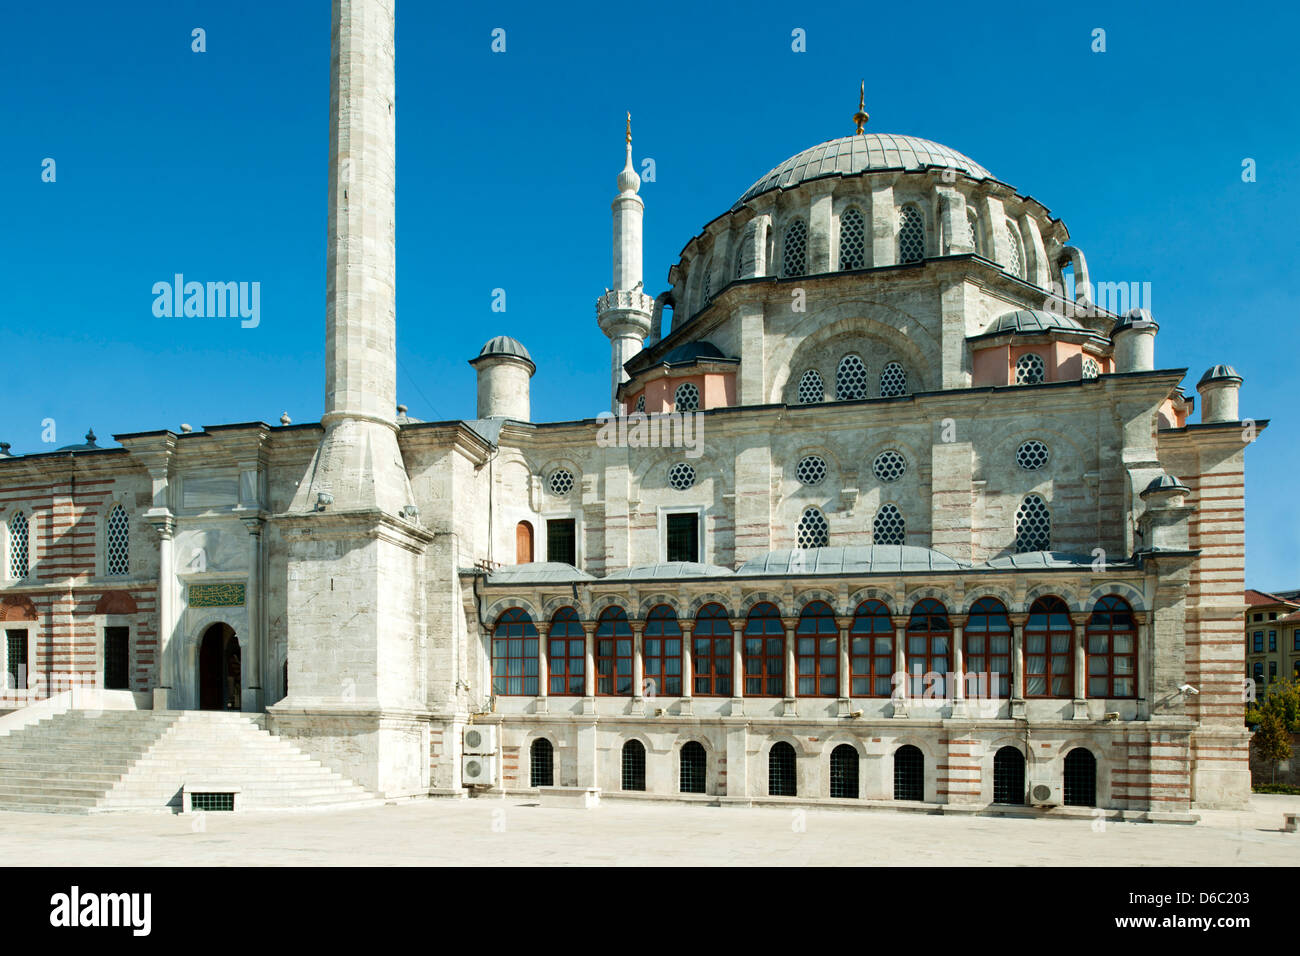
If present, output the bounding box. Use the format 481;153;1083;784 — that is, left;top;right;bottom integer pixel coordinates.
796;507;829;549
1004;220;1025;278
797;369;825;404
835;354;869;401
190;792;235;812
783;220;808;277
8;512;29;580
5;629;28;691
665;513;699;562
1015;494;1051;553
546;519;577;565
898;206;925;263
530;738;554;788
622;740;646;791
879;362;907;397
839;206;866;270
1015;353;1045;385
106;505;129;576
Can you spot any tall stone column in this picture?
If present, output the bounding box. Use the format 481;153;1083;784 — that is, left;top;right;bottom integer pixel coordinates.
782;618;798;716
951;623;966;718
1072;623;1088;719
536;632;548;713
582;623;596;711
147;515;176;710
239;516;265;712
730;623;745;715
836;618;851;714
1010;614;1026;718
631;621;644;712
679;620;694;713
891;617;908;717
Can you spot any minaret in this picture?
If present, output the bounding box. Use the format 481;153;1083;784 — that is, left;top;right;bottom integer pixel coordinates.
596;113;654;411
272;0;434;800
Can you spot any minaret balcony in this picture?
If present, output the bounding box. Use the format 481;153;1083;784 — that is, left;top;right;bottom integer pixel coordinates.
595;289;654;317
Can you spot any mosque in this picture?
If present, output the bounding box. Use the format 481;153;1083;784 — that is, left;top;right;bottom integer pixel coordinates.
0;0;1262;815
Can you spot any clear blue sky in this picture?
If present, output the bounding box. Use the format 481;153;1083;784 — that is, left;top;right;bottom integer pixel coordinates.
2;0;1296;586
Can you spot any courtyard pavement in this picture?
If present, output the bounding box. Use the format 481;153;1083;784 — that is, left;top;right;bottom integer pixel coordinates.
1;794;1296;866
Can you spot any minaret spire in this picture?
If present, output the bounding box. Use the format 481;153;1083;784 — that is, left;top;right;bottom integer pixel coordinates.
853;81;870;135
597;111;653;411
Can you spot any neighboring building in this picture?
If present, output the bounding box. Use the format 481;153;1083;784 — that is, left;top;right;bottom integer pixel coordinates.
0;0;1269;816
1244;589;1300;695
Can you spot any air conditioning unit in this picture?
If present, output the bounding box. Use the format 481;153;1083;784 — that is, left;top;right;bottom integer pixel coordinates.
1028;769;1061;807
462;754;497;786
463;724;498;755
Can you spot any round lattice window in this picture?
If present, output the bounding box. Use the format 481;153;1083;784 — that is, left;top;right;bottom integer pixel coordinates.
1082;357;1100;380
548;469;574;496
1015;494;1051;553
898;206;925;263
873;504;905;545
796;507;829;549
1015;353;1045;385
674;382;700;412
839;207;866;270
879;362;907;398
836;354;869;401
1016;440;1050;470
797;369;824;404
106;505;129;576
783;220;808;277
872;450;907;482
634;394;645;413
668;463;696;491
796;456;827;485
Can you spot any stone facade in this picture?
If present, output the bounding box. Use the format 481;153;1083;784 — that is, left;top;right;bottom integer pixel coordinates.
0;0;1267;814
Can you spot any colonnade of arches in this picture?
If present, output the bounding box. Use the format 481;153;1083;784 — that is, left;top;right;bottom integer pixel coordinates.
491;594;1141;703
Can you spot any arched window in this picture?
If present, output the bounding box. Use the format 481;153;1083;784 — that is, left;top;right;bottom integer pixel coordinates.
735;239;748;279
491;608;538;696
595;607;633;696
634;394;645;413
622;740;646;791
797;368;825;404
701;259;715;302
967;209;982;255
873;504;905;545
8;511;29;580
547;607;585;696
879;361;907;398
783;219;807;277
680;740;707;794
1082;357;1100;380
1063;748;1097;806
1004;220;1025;278
674;382;700;412
829;744;859;798
893;744;924;800
898;205;925;262
692;603;732;696
906;599;951;698
768;741;797;796
743;602;785;696
796;601;838;697
835;353;869;400
1025;597;1072;697
106;505;129;576
1015;353;1045;385
643;605;682;697
993;746;1025;804
796;507;829;549
515;520;534;564
964;597;1011;698
530;738;554;788
1087;596;1137;698
1015;494;1051;553
850;600;894;697
839;206;866;270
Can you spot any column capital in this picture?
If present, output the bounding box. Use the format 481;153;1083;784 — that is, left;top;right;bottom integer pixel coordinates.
145;511;175;539
678;620;695;635
239;514;267;535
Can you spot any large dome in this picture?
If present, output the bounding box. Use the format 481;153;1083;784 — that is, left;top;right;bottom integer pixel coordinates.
732;133;992;210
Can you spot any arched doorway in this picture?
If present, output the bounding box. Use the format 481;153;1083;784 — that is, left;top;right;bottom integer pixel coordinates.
199;623;241;711
515;521;534;564
894;745;924;801
993;746;1026;804
829;744;859;799
680;741;707;794
1063;748;1097;807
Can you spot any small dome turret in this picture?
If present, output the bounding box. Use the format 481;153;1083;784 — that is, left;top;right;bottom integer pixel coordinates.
1196;365;1243;424
469;336;535;421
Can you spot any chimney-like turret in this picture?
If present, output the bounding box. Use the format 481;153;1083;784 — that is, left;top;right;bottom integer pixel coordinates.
470;336;535;421
1197;365;1243;423
1111;308;1158;373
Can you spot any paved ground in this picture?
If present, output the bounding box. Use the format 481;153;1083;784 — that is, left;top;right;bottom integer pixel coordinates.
1;795;1296;866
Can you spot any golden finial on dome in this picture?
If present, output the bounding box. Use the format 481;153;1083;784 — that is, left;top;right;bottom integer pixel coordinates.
853;81;870;135
626;111;632;145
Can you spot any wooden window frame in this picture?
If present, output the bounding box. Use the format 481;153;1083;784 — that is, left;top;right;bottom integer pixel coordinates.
1085;596;1137;699
643;605;683;697
692;603;732;697
491;608;538;697
906;599;952;697
796;601;838;697
594;608;633;696
743;603;785;696
546;607;585;696
1024;596;1073;698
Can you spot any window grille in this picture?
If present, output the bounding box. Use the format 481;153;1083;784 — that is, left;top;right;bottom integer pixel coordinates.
530;738;554;787
872;450;906;482
1063;749;1097;807
8;512;28;579
893;745;924;800
1015;494;1051;553
680;741;707;794
992;747;1025;804
1005;220;1025;278
795;456;826;486
873;504;905;545
797;369;824;404
898;206;925;262
548;469;574;496
667;462;696;491
674;382;700;412
835;354;869;400
106;505;129;575
879;361;907;397
768;742;796;797
1015;353;1045;385
1016;440;1049;470
796;507;828;549
191;792;235;812
829;744;859;799
1082;357;1100;380
839;207;866;270
622;740;646;791
783;220;808;277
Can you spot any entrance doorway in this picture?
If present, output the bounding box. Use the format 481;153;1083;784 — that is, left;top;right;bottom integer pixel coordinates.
199;623;241;711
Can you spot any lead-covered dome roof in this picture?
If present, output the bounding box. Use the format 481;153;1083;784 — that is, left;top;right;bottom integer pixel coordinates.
732;133;992;210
